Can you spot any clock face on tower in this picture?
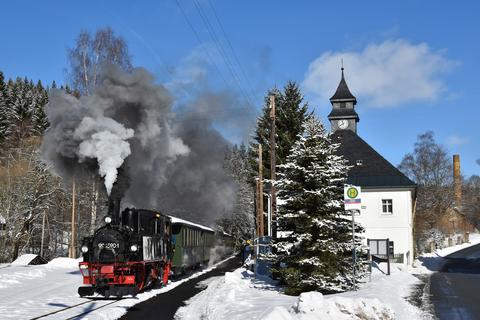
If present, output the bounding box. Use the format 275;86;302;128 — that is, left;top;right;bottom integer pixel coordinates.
338;119;349;129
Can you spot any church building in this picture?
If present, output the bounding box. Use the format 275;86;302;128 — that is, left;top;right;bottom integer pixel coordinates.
329;68;417;265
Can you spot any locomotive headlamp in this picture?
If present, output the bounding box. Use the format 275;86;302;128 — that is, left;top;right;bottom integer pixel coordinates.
104;216;112;224
81;245;89;253
130;244;138;252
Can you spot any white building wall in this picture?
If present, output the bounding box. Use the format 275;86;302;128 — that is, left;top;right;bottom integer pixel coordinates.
355;188;415;265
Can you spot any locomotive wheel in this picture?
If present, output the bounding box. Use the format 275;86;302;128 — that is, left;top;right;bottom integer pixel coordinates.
135;265;146;292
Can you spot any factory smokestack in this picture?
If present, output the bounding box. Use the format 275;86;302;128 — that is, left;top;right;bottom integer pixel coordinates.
453;154;461;208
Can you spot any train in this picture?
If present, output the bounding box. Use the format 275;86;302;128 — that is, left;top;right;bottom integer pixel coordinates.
77;199;233;298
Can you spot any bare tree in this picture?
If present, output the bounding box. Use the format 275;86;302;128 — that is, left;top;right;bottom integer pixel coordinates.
398;131;453;252
218;144;255;250
66;27;132;96
65;27;132;234
0;140;63;261
463;175;480;228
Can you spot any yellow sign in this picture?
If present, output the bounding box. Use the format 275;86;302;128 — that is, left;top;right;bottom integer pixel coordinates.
347;187;358;199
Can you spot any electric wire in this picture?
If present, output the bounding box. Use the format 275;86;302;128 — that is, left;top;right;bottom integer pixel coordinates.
181;0;255;108
205;0;256;103
174;0;231;90
191;0;254;108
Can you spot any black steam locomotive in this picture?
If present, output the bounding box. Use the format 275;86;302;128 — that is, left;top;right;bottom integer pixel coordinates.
78;198;172;297
78;198;233;298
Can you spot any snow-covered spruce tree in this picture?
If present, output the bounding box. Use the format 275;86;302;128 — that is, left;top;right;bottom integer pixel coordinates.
273;116;367;295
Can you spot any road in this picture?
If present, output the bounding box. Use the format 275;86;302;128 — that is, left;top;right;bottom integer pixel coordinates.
119;256;242;320
430;243;480;320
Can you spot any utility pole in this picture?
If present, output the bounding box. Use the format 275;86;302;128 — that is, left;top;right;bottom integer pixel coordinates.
269;95;277;238
40;210;46;257
255;178;260;237
352;209;357;291
258;144;264;237
69;177;76;259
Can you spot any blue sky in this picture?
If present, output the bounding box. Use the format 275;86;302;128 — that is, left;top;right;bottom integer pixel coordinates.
1;1;479;177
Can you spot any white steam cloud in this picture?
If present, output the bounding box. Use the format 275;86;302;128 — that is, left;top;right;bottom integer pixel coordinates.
74;117;134;194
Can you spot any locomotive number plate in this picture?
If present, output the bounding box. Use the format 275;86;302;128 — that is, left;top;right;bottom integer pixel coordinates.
98;242;120;249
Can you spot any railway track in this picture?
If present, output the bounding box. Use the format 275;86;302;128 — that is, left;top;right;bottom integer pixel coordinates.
29;297;124;320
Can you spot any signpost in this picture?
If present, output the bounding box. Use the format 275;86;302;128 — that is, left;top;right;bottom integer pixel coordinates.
344;185;361;291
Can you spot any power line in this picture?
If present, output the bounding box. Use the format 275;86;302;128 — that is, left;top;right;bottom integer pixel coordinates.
174;0;231;89
191;0;255;108
205;0;256;103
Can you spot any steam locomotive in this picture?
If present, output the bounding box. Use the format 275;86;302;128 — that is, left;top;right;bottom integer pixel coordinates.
78;199;233;298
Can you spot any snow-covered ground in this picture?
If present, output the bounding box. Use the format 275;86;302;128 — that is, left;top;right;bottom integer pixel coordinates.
0;255;234;319
175;263;421;320
176;234;480;320
1;234;478;319
414;233;480;273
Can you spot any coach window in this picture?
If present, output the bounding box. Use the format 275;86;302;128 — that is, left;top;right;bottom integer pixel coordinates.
382;199;393;214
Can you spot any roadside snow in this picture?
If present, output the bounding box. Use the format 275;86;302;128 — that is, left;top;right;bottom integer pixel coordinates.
414;233;480;273
175;263;424;320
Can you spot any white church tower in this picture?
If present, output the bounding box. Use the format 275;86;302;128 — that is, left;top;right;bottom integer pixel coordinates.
329;68;417;265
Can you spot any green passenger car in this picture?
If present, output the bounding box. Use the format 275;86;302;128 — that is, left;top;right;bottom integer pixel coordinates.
170;216;216;275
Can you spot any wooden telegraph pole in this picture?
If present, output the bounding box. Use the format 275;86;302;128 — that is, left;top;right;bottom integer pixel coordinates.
269;95;277;238
69;178;76;259
258;144;264;237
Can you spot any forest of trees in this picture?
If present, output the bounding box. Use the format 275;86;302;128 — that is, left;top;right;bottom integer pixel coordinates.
0;27;132;262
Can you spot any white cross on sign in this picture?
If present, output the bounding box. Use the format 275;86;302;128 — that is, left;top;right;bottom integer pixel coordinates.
344;185;361;210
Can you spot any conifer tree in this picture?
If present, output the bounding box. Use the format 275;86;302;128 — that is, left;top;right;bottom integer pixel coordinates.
250;81;309;181
33;80;49;134
0;71;7;142
273;116;367;295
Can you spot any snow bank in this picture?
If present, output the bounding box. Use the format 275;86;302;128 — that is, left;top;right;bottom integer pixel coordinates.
176;263;424;320
262;291;394;320
263;292;394;320
11;254;39;266
46;257;80;269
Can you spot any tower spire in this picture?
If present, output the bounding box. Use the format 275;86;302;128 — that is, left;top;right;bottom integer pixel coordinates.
328;66;359;133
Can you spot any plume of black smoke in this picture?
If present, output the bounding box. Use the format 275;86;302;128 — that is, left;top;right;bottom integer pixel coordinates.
42;65;244;224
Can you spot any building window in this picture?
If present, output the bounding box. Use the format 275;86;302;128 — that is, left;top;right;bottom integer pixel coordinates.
356;160;363;166
382;199;393;214
340;102;346;108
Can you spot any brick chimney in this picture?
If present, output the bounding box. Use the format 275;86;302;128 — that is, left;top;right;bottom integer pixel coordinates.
453;154;461;207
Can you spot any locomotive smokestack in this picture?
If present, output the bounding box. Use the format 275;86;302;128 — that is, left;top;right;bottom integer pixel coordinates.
108;197;121;225
108;166;130;224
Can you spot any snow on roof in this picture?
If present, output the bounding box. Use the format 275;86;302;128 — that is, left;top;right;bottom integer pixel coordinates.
11;254;40;266
169;216;215;233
